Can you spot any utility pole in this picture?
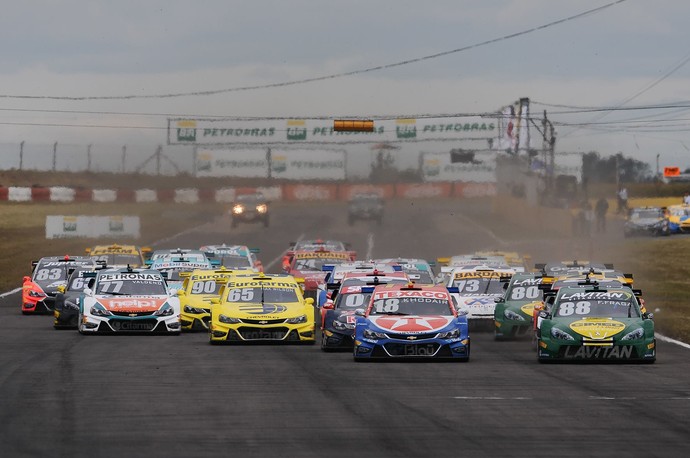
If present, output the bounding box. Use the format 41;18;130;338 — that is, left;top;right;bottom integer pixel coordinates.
266;147;272;179
19;141;24;170
121;145;127;173
656;153;660;178
87;144;92;172
52;142;58;172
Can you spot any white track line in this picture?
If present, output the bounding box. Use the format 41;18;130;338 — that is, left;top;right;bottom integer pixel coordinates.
0;287;21;299
656;333;690;350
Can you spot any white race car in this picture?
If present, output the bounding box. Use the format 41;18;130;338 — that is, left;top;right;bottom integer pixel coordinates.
78;267;181;334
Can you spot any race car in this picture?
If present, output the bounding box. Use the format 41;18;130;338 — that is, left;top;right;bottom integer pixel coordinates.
230;192;269;228
624;207;670;237
78;267;181;334
199;244;263;271
475;251;529;273
282;239;355;271
209;273;315;344
85;243;151;267
493;273;544;340
347;192;384;225
320;272;410;351
147;249;217;290
178;268;239;331
535;261;614;278
53;264;107;329
22;255;98;314
284;248;356;301
664;204;689;234
537;285;655;363
353;283;470;361
444;266;515;330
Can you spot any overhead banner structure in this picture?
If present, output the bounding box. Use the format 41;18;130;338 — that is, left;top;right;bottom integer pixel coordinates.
194;148;346;180
46;216;140;239
169;117;497;145
420;152;496;182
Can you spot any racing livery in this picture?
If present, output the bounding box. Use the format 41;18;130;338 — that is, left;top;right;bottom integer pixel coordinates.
178;268;238;331
445;268;514;329
148;250;215;290
54;265;105;329
285;249;356;301
85;244;150;267
78;268;181;334
494;273;543;340
353;283;470;361
624;207;670;237
22;256;97;314
209;273;315;344
537;286;655;363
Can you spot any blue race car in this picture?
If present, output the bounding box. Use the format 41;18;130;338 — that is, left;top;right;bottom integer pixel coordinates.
353;283;470;361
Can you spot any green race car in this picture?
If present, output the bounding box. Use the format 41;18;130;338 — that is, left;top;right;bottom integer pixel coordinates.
494;273;543;340
537;285;656;363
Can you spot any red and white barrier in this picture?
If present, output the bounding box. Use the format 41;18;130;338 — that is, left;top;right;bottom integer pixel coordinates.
0;183;495;203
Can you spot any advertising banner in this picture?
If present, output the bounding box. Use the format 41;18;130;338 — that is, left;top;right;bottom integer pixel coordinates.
270;149;346;180
170;117;497;145
196;148;268;178
46;216;140;239
421;152;496;182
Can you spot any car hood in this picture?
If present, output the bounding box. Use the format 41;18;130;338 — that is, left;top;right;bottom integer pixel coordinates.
367;315;454;333
95;295;170;312
217;301;306;320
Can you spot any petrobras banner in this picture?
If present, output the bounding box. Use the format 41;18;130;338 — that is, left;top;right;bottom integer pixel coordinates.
196;148;268;178
270;149;346;180
169;117;497;145
420;152;496;182
46;216;140;239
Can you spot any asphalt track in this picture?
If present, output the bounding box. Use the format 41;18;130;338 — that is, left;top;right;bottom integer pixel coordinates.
1;200;688;458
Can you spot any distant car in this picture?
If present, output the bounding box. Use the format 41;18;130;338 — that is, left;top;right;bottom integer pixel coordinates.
537;285;655;363
22;256;97;314
208;273;315;344
348;193;384;225
78;267;181;334
85;243;151;267
53;265;106;329
493;273;544;340
667;204;690;233
178;268;239;332
231;193;269;228
353;283;470;361
199;244;263;271
624;207;670;236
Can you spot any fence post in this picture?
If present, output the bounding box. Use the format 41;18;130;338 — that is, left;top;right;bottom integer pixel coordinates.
52;142;58;172
19;141;24;170
87;144;92;172
122;145;127;173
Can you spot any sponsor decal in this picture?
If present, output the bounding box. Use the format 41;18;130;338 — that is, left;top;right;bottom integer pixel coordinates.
286;120;307;141
560;291;631;301
568;319;626;339
239;303;288;315
454;271;501;279
520;303;538;316
373;290;448;300
226;281;295;288
294;252;350;260
396;119;417;139
370;315;451;333
100;273;162;281
514;278;543;286
63;216;77;232
101;298;167;311
563;345;634;359
176;120;197;142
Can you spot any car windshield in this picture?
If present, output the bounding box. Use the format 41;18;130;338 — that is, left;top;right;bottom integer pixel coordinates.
293;257;347;271
90;254;141;265
225;286;298;303
67;270;93;292
189;279;225;295
631;209;662;219
32;261;93;282
453;276;504;294
216;255;252;269
341;277;408;287
404;270;434;284
369;292;453;315
294;240;346;251
96;273;168;295
334;292;372;309
555;290;639;318
236;194;264;204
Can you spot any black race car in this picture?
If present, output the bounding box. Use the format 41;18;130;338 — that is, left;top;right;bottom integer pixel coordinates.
53;265;106;329
230;193;269;228
624;207;670;237
348;193;384;225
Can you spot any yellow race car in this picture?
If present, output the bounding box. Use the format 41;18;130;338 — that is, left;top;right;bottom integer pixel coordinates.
209;273;315;344
85;243;151;268
178;267;240;331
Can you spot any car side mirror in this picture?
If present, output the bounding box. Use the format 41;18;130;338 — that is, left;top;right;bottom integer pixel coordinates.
354;308;365;317
210;298;220;305
322;300;334;310
23;275;31;283
494;297;504;303
83;287;93;296
538;311;551;319
305;297;315;307
645;312;654;320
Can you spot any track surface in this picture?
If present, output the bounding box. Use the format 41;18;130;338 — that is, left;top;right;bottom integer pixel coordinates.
1;200;688;457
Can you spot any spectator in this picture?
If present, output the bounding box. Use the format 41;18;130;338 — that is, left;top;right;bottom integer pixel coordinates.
617;187;628;214
595;197;609;232
683;192;690;205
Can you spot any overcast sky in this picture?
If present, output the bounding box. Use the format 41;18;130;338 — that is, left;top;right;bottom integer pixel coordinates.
1;0;690;175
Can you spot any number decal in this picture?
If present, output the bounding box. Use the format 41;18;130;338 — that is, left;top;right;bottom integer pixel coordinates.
456;279;480;292
344;294;366;308
191;280;216;294
373;298;399;313
559;301;591;316
511;285;540;300
71;277;86;290
35;268;62;281
99;281;124;293
227;288;255;302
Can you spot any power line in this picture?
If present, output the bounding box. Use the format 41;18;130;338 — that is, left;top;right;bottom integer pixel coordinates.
0;0;628;101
